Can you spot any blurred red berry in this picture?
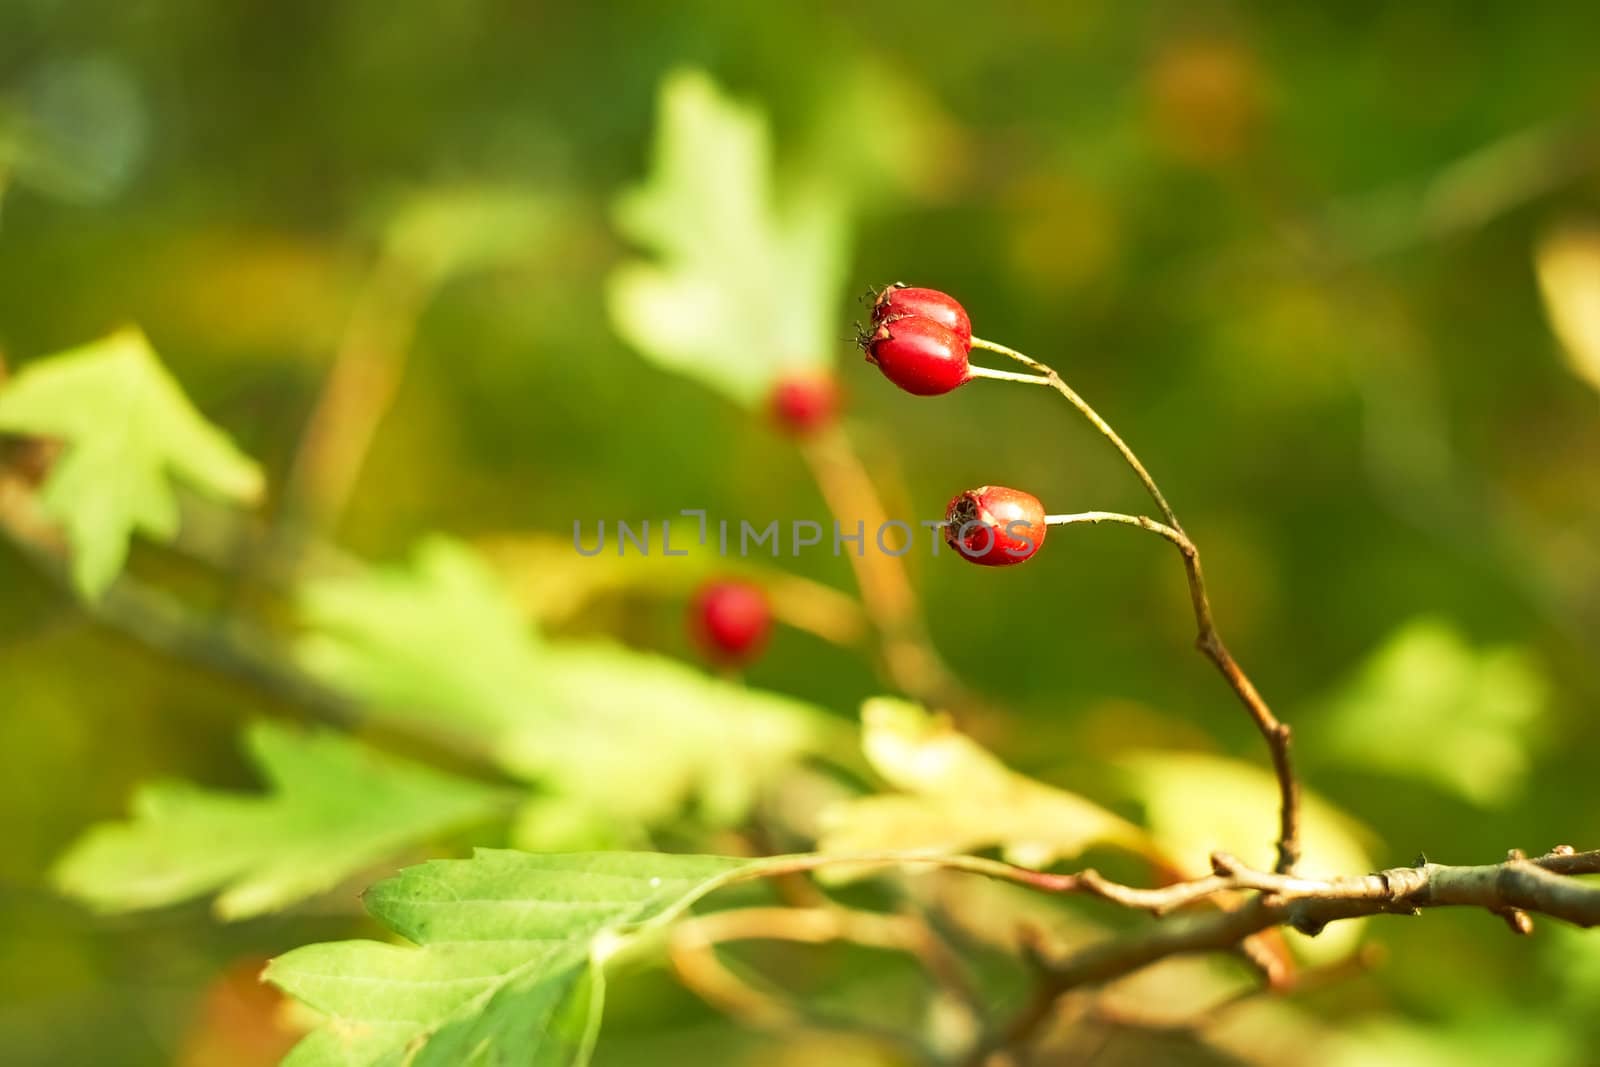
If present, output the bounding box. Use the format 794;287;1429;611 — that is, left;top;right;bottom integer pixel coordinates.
690;579;772;663
769;371;839;435
872;285;972;348
863;316;970;396
944;486;1047;565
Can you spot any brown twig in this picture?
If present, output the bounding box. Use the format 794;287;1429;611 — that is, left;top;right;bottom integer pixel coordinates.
971;336;1301;875
281;253;428;540
966;846;1600;1063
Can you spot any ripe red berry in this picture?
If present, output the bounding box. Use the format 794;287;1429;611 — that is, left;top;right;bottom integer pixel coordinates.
872;285;973;349
690;579;772;663
863;316;970;396
944;486;1047;565
769;371;840;435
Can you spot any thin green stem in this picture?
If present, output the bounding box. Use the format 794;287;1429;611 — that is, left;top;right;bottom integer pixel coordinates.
1043;511;1189;550
971;334;1300;875
966;364;1053;386
737;851;1080;895
972;337;1179;527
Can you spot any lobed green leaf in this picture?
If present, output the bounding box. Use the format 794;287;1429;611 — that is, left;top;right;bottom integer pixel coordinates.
266;850;755;1066
0;328;263;598
53;723;507;919
606;69;849;407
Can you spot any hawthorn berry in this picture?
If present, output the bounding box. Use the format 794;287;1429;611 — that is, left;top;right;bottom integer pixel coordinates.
769;371;840;435
944;486;1047;565
690;578;772;664
862;316;971;396
872;285;973;349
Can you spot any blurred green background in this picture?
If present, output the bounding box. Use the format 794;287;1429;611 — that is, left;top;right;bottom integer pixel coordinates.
3;2;1600;1065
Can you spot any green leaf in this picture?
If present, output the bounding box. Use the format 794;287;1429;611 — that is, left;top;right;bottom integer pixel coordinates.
503;642;841;834
297;539;837;840
382;183;558;288
819;698;1156;870
1316;1014;1579;1067
266;849;755;1067
1311;618;1546;806
296;537;548;736
1116;749;1376;960
52;723;507;920
606;69;849;407
0;328;264;598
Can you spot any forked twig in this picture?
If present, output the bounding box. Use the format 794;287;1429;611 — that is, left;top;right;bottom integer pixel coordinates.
972;336;1302;875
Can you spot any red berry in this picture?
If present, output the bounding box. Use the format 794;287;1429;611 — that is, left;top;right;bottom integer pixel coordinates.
769;371;840;435
863;316;970;396
943;486;1047;566
872;285;972;349
690;579;772;663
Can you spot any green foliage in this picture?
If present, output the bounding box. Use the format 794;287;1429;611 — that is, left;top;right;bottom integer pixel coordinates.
297;538;837;842
0;328;263;598
1313;618;1546;806
819;698;1155;869
607;69;849;407
1117;749;1374;879
1318;1015;1580;1067
503;642;842;838
381;183;558;289
265;849;754;1067
0;59;147;208
52;723;507;920
297;537;547;736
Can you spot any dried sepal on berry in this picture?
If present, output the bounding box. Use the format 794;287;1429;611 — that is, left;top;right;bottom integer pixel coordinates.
871;284;973;349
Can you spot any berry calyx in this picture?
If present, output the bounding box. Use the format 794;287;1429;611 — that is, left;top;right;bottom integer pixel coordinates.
769;371;840;435
690;579;772;664
862;316;971;396
944;486;1047;565
872;285;973;349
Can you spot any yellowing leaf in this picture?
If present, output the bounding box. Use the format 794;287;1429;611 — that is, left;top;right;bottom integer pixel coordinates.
52;723;507;920
1117;749;1376;960
1535;221;1600;395
0;328;264;598
607;69;849;407
1313;618;1546;806
1117;749;1374;881
819;698;1155;869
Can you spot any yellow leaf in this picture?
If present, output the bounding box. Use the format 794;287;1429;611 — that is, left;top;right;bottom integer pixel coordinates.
820;698;1157;870
1535;221;1600;394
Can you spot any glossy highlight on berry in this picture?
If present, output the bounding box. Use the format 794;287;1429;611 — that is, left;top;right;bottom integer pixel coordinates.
862;316;971;396
943;486;1047;565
